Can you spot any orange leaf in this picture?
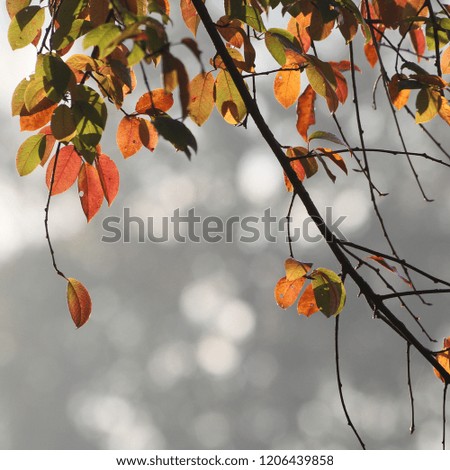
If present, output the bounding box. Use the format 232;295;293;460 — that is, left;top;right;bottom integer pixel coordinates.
287;16;311;53
297;283;319;317
364;42;378;68
189;72;215;126
330;66;348;104
96;154;119;206
216;16;245;48
441;46;450;75
78;162;104;222
284;147;307;191
438;96;450;125
285;257;312;281
274;276;306;309
388;74;411;110
296;85;316;142
316;147;347;174
274;65;301;109
181;0;201;36
117;116;143;158
39;125;56;166
409;28;425;62
67;277;92;328
434;336;450;382
135;89;174;115
138;119;159;152
369;255;412;287
20;99;58;131
46;145;82;195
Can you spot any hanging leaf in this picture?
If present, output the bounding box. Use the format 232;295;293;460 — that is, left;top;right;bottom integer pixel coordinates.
8;6;45;50
38;126;56;166
153;115;197;159
364;42;378;68
285;257;312;281
138;119;159;152
46;145;83;195
16;134;46;176
135;89;174;115
284;146;310;191
20;98;58;131
96;154;120;206
415;87;440;123
274;276;306;309
297;283;320;317
83;23;122;58
296;85;316;141
51;104;77;142
369;255;413;286
117;116;143;158
305;55;338;112
308;130;345;147
214;69;247;125
316;147;347;174
438;96;450;126
265;28;302;66
274;65;301;109
409;28;425;62
311;268;346;317
388;74;411;110
189;72;215;126
181;0;202;36
6;0;30;18
67;277;92;328
441;46;450;75
78;162;104;222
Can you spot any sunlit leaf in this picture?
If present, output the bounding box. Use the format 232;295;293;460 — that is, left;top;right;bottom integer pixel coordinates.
297;283;319;317
6;0;30;18
308;130;345;146
388;73;411;110
46;145;83;195
305;56;338;112
409;28;425;62
265;28;302;66
83;23;122;58
274;276;306;309
181;0;202;36
311;268;346;317
434;337;450;383
442;46;450;75
274;65;301;109
415;87;440;123
364;41;378;68
189;72;216;126
67;277;92;328
96;154;120;206
285;257;312;281
8;6;45;50
78;162;104;222
20;99;58;131
214;69;247;125
135;89;174;115
316;147;347;174
16;134;46;176
117;116;143;158
296;85;316;142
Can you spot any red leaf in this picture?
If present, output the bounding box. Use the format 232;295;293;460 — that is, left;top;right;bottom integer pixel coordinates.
296;85;316;142
46;145;82;195
364;42;378;68
67;277;92;328
96;154;119;206
78;162;104;222
410;28;425;62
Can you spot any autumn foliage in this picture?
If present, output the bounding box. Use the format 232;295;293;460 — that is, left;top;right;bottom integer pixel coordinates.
7;0;450;445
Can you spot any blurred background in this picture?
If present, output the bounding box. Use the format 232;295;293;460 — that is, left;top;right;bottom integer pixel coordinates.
1;3;450;450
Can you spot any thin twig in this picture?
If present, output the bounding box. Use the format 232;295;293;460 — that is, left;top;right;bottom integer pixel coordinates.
443;384;448;450
286;192;296;259
44;143;66;280
407;343;415;434
335;315;366;449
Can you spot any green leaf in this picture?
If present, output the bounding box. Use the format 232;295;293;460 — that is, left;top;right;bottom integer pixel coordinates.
40;54;74;103
153;115;197;159
8;6;45;50
83;23;122;58
232;6;266;32
23;76;47;111
16;134;46;176
311;268;346;317
51;19;92;50
11;77;30;116
265;28;300;66
51;104;77;142
308;130;345;146
71;85;107;156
